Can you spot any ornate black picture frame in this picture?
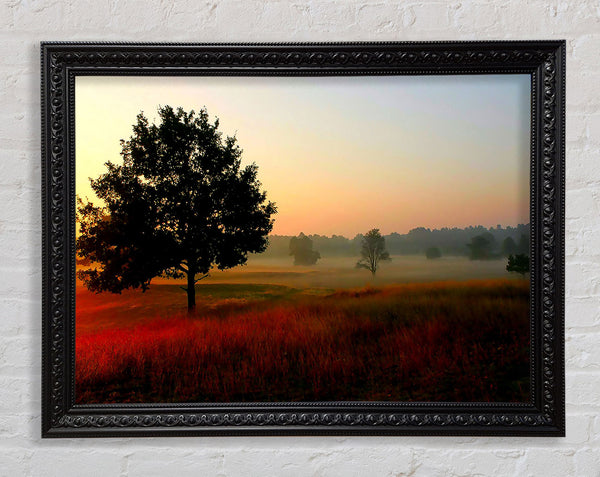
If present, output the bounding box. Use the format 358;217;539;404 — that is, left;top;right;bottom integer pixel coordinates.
41;41;565;437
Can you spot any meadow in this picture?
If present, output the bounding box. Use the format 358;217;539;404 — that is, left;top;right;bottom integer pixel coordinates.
76;255;530;404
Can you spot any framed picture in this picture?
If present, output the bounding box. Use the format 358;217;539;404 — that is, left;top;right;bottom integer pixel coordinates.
41;41;565;437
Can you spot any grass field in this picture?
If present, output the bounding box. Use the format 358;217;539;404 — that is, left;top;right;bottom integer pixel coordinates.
75;256;530;404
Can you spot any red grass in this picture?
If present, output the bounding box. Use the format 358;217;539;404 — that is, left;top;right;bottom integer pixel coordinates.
76;279;530;403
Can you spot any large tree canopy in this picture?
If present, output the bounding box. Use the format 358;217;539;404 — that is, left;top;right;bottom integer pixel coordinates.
77;105;277;311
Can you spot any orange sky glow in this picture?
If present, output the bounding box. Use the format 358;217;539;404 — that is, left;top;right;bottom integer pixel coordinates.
76;75;530;237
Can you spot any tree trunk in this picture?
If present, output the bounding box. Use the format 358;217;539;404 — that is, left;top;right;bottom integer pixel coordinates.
186;268;196;313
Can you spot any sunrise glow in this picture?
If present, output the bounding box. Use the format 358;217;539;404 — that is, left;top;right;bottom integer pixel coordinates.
76;74;530;237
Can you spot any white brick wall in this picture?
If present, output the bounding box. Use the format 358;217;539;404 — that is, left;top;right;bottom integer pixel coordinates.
0;1;598;475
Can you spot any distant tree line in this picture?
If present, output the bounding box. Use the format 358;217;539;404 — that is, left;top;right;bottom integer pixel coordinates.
261;224;530;261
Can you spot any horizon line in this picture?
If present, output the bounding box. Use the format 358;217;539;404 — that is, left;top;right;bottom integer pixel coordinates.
268;223;531;239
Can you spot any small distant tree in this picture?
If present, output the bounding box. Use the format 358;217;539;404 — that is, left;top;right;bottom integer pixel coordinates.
517;233;529;255
506;254;529;276
467;233;495;260
356;228;391;276
501;236;517;257
425;246;442;259
289;233;321;265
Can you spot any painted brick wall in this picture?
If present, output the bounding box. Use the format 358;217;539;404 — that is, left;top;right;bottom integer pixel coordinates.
1;1;598;475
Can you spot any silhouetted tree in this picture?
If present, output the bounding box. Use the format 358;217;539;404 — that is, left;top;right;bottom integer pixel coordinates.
501;236;517;257
517;233;529;255
467;233;495;260
506;254;529;276
76;106;277;312
356;228;391;276
289;233;321;265
425;246;442;259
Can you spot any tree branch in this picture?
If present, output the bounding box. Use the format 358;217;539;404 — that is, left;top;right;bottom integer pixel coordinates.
194;273;210;284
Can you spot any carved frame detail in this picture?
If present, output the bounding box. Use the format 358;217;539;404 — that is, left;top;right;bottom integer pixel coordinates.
41;41;565;437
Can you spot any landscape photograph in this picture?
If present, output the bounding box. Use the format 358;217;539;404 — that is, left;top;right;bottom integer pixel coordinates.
74;74;531;405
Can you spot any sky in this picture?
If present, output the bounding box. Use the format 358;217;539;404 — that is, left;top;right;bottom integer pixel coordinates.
76;74;530;237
